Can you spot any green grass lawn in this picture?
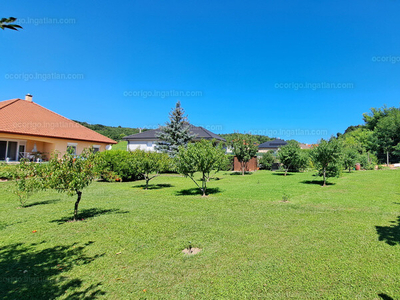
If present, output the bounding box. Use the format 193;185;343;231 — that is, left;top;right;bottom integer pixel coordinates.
111;141;127;151
1;170;399;299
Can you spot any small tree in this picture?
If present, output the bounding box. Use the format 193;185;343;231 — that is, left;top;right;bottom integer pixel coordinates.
229;133;258;175
0;17;22;31
342;147;359;172
47;148;98;221
310;138;343;186
277;140;302;176
156;101;196;157
175;139;226;196
259;151;275;170
133;150;169;190
12;160;47;207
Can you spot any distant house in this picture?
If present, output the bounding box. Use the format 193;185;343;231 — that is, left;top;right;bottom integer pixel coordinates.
258;139;287;152
123;125;225;151
0;95;116;161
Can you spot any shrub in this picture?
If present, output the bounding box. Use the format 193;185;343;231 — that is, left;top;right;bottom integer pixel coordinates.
96;150;140;182
0;163;17;180
258;151;275;170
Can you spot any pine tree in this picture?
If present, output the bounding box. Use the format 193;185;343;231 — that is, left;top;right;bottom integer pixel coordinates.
155;101;196;157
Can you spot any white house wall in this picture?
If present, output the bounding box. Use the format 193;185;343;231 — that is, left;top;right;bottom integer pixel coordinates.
127;140;157;152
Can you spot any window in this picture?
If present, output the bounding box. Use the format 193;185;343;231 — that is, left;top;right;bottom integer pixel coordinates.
67;143;77;155
0;141;6;161
0;140;18;161
93;145;100;153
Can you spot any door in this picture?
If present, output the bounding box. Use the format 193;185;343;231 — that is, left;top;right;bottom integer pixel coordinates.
0;141;6;160
7;142;17;161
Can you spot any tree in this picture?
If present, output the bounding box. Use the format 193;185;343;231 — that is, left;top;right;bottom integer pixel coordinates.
277;140;302;176
174;139;226;196
228;133;258;175
363;106;392;131
259;151;275;170
0;17;22;31
134;150;169;190
373;108;400;165
310;138;343;186
342;147;359;172
46;148;98;221
156;101;196;157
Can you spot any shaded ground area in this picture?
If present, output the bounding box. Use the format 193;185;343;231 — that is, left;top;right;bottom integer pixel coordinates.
0;241;105;299
132;183;174;190
175;187;221;196
24;199;61;208
376;216;400;246
51;208;129;224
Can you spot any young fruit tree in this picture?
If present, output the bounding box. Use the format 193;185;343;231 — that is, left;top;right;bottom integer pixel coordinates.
156;101;196;157
277;140;302;176
310;138;343;186
228;133;258;175
46;147;98;221
133;150;170;190
175;139;226;196
342;147;359;172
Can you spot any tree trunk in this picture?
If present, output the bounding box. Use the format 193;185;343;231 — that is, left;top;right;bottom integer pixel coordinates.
349;166;351;173
387;151;390;166
145;178;149;190
202;175;207;197
242;162;245;175
323;168;326;186
74;190;82;221
284;168;288;176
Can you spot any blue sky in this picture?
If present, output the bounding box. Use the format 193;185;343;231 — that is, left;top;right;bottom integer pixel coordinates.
1;0;400;143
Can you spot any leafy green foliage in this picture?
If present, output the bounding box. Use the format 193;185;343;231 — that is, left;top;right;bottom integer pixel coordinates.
133;150;170;189
277;140;304;175
228;133;258;175
258;151;275;170
96;150;139;182
310;138;343;186
0;163;17;180
342;147;360;172
46;148;98;220
11;160;47;207
156;101;196;157
175;139;226;196
0;17;22;31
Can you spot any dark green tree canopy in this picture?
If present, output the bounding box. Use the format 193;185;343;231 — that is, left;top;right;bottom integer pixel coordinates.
156;101;196;157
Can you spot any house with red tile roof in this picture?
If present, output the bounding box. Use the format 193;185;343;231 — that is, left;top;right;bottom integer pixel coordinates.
0;95;116;161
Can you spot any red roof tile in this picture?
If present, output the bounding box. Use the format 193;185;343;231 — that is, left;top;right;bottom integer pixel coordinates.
0;98;116;144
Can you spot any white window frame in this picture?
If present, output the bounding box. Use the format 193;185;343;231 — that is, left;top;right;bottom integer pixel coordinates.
67;143;78;155
93;145;100;153
0;139;27;161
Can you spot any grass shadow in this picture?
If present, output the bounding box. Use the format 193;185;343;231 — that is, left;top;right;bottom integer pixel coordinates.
0;241;105;299
229;171;253;176
378;293;394;300
24;199;61;208
272;172;295;176
175;187;222;196
376;216;400;246
300;180;335;186
51;208;129;224
132;183;174;190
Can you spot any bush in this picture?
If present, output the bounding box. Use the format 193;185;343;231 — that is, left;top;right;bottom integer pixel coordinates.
358;152;378;170
96;150;140;182
0;163;17;180
258;151;275;170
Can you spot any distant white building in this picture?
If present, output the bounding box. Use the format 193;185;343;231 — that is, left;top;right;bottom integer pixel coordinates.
123;125;225;152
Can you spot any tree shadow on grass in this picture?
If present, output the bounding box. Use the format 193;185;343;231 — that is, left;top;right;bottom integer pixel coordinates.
272;172;295;176
376;216;400;246
175;187;222;196
51;208;129;224
0;241;105;299
24;199;61;208
300;180;335;186
378;293;394;300
229;171;253;175
132;183;174;190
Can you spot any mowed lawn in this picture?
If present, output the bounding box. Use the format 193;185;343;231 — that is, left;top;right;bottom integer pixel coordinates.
1;169;399;299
